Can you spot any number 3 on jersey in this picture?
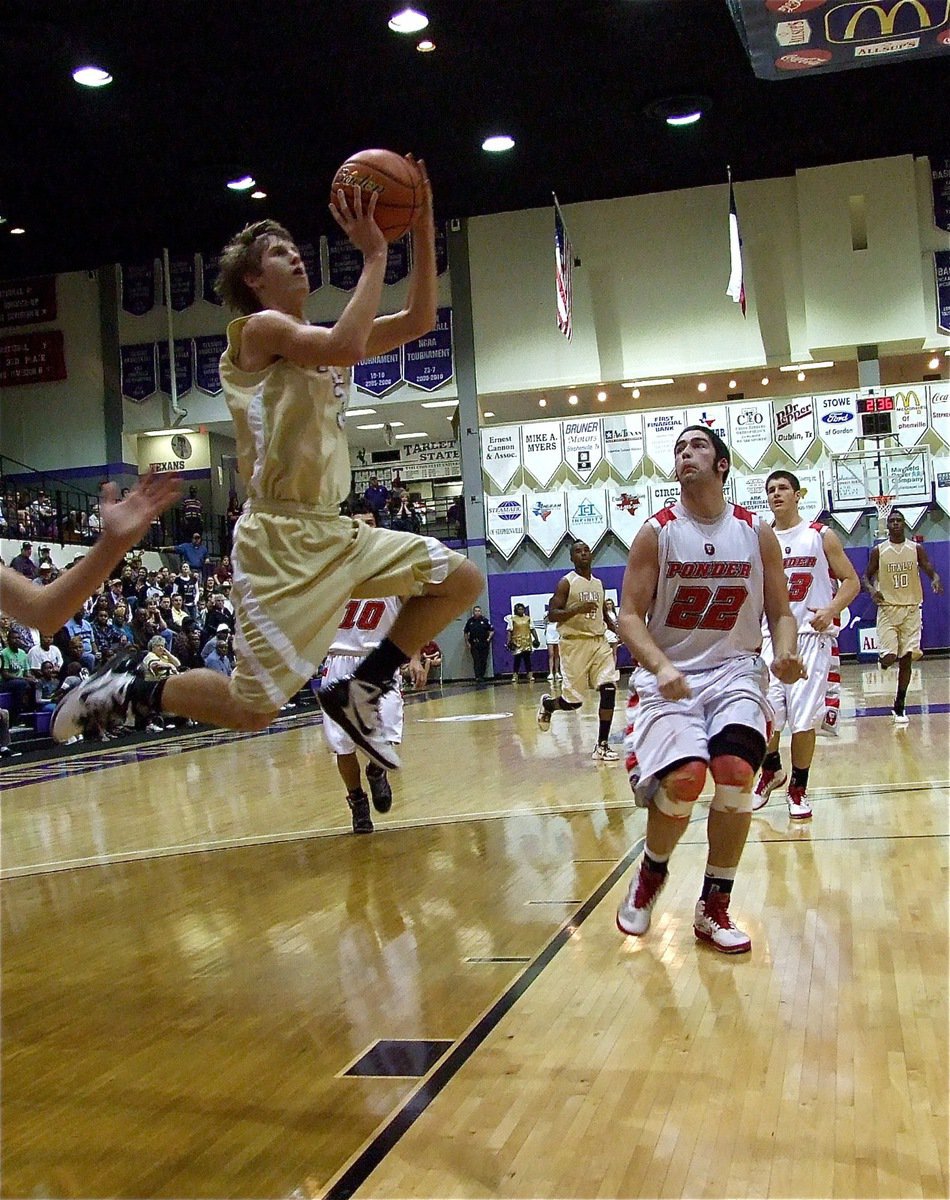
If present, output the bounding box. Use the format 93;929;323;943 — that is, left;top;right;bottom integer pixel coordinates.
338;599;386;631
666;584;748;631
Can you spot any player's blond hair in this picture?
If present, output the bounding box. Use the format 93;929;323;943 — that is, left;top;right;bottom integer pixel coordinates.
215;220;295;314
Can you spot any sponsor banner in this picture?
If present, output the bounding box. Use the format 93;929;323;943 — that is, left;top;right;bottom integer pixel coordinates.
354;349;402;397
562;417;604;481
933;158;950;233
521;421;564;489
731;471;772;520
602;412;644;480
773;394;816;463
727;398;773;469
157;338;194;397
643;408;687;476
121;261;155;316
936;248;950;333
385;237;410;286
892;386;929;447
684;405;730;449
928;383;950;447
829;507;865;534
900;505;930;529
398;439;460;472
727;0;950;81
795;468;825;522
648;480;681;515
0;276;57;328
566;488;610;549
0;329;67;387
480;425;522;490
120;342;158;403
404;306;453;391
200;251;224;305
815;390;859;454
194;334;228;395
299;242;323;292
486;495;526;560
607;486;649;548
434;221;448;275
526;491;568;557
162;254;196;311
932;454;950;516
138;431;210;475
327;232;364;291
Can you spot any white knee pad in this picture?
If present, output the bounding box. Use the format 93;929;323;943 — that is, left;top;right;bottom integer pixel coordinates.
653;786;697;820
710;784;754;814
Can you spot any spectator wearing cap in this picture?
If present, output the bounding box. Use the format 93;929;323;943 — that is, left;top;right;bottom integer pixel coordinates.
175;531;209;575
9;543;36;580
36;561;55;585
203;622;233;658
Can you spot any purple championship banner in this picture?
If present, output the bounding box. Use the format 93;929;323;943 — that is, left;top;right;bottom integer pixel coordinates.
120;342;158;403
354;348;402;397
327;232;364;291
200;252;223;305
299;241;323;292
194;334;228;395
404;306;453;391
157;338;193;397
933;157;950;231
434;221;448;275
163;254;196;311
385;237;410;285
0;276;57;328
121;261;155;316
936;249;950;334
727;0;950;79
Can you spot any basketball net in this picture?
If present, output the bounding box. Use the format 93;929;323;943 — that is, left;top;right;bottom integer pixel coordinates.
871;493;895;537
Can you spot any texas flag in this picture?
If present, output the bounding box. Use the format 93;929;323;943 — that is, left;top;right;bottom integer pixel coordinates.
726;179;747;317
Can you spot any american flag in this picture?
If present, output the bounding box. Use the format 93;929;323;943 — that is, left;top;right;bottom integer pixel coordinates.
726;177;746;317
554;196;574;340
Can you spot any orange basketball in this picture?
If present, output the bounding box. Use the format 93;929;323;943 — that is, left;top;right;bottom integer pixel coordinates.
330;149;422;242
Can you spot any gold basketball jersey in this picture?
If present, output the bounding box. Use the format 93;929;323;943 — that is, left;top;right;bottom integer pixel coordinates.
877;541;922;606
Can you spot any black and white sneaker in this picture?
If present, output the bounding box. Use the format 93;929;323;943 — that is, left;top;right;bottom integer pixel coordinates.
347;789;374;834
317;676;401;771
51;647;146;743
366;763;393;813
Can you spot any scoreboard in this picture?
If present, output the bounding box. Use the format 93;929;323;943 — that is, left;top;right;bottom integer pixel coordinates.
858;395;895;438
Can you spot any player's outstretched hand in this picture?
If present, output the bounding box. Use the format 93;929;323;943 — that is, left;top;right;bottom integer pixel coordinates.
771;653;807;685
100;471;182;550
657;662;692;701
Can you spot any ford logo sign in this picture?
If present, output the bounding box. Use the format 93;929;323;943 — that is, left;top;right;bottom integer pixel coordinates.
498;500;521;521
822;412;852;425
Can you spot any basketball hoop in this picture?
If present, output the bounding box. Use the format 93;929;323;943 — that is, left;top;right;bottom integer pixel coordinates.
871;493;895;534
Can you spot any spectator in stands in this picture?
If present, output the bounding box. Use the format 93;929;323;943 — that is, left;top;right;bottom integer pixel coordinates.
181;486;204;537
200;575;218;613
203;630;235;677
172;562;199;618
104;578;126;612
131;601;174;653
92;607;122;660
64;610;97;670
31;492;54;537
28;633;63;678
35;660;60;709
202;594;234;644
168;594;188;629
363;475;389;516
85;502;102;542
36;561;55;586
119;565;137;599
175;530;209;576
58;638;88;684
388;491;421;533
224;494;241;555
217;578;234;613
214;555;233;585
141;636;180;732
447;497;465;540
175;622;205;670
417;639;442;688
111;602;135;644
1;630;38;725
10;542;36;579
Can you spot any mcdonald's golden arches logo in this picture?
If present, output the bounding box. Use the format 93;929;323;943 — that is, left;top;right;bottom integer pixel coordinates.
826;0;949;41
893;389;924;410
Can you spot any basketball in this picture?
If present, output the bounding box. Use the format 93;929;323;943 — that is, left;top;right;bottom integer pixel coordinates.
330;149;422;242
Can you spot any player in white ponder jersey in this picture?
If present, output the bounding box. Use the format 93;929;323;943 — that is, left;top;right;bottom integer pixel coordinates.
321;505;423;833
616;427;804;954
753;471;860;819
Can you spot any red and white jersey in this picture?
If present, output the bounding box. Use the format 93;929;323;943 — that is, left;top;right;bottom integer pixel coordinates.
646;501;764;673
770;519;837;636
328;596;400;655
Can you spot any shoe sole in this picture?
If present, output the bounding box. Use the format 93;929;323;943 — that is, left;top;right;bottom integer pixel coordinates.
788;808;812;820
693;928;751;954
318;690;401;772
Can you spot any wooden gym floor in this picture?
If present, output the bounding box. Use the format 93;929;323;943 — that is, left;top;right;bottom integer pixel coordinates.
1;659;947;1199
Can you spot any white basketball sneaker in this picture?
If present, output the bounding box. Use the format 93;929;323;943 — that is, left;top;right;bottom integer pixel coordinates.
693;892;751;954
616;862;667;937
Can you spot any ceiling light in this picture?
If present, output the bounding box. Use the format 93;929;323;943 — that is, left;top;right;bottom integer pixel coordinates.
420;399;458;408
142;427;198;437
761;377;770;386
396;432;429;439
697;382;707;392
667;112;702;127
72;65;112;88
929;357;941;369
356;423;385;430
484;410;495;417
626;377;674;388
568;394;579;405
597;390;607;402
388;7;429;33
539;398;547;408
645;96;709;126
779;361;834;372
10;227;25;235
416;39;436;52
226;175;256;191
632;389;640;399
347;408;377;417
728;380;737;389
251;190;267;200
482;135;515;153
797;371;806;382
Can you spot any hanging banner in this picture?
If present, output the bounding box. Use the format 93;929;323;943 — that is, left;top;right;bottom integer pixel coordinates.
121;261;155;316
815;390;859;455
685;405;729;447
566;488;610;549
795;468;825;523
385;238;410;286
0;276;57;328
562;417;604;482
933;159;950;233
480;425;522;490
299;242;323;292
526;492;568;557
434;221;448;275
730;471;771;521
927;382;950;448
607;485;649;548
404;306;453;391
643;408;687;476
602;412;644;480
327;232;364;291
485;495;526;560
900;506;930;530
936;249;950;334
200;252;224;305
773;395;816;463
521;421;564;489
161;254;196;311
648;480;682;515
932;455;950;517
194;334;228;395
892;387;929;447
829;507;865;535
354;349;402;397
138;431;210;474
120;342;158;403
157;338;193;397
0;330;67;387
727;398;773;469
